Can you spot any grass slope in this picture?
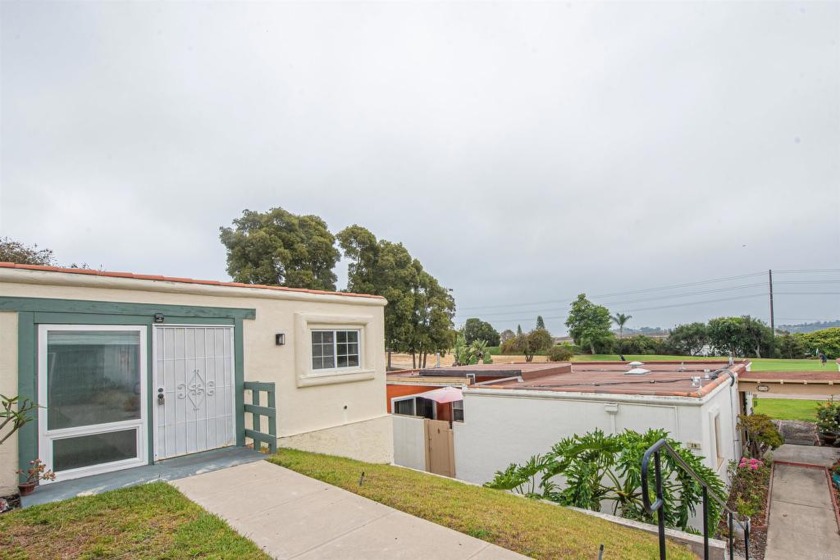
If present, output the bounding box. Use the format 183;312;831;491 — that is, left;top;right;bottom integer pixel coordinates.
269;449;696;560
0;482;268;559
754;398;821;421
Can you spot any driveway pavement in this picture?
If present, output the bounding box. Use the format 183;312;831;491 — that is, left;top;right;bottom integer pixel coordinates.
172;460;528;560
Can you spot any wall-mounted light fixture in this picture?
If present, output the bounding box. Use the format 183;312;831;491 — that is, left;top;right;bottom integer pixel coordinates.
153;313;165;324
275;333;286;346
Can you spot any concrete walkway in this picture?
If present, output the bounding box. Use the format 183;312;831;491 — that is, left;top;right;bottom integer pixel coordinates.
22;447;265;507
172;460;528;560
765;445;840;560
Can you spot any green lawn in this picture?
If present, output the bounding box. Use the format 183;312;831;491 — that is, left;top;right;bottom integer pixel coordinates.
269;449;696;560
748;359;833;372
0;482;268;559
570;354;831;372
753;398;821;422
572;354;713;362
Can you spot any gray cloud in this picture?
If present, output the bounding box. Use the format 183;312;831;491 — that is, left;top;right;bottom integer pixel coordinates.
2;1;838;334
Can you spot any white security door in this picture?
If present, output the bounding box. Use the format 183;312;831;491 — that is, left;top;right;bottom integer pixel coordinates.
154;326;235;460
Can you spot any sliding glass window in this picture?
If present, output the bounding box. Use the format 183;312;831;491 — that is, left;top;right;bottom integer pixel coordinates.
38;325;147;480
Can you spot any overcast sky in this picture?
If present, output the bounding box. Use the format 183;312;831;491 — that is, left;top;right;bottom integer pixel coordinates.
1;1;838;335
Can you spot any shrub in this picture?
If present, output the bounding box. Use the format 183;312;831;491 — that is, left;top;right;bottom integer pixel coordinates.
547;345;574;362
816;400;840;435
1;394;37;447
486;428;725;532
615;335;665;355
727;458;771;520
738;414;784;457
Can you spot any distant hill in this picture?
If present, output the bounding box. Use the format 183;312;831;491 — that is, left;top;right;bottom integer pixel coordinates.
778;320;840;334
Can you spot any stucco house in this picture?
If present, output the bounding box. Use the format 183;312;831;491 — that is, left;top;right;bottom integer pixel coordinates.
0;263;391;494
386;361;746;489
452;361;746;486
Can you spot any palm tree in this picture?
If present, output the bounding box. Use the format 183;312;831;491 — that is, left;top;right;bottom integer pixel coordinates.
611;313;632;339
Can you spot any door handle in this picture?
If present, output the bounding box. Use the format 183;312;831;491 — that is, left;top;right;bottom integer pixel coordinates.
157;387;165;405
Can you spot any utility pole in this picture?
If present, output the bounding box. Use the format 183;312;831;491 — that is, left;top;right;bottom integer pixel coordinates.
769;269;775;336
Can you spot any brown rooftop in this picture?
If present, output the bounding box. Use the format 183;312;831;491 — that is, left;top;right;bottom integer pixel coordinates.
0;262;384;300
415;361;745;398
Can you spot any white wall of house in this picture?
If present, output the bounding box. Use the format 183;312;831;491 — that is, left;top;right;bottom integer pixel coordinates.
0;312;19;493
392;414;426;471
0;267;392;489
453;380;740;487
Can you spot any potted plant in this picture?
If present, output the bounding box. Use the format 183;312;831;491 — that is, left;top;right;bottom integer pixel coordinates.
816;400;840;446
16;458;55;496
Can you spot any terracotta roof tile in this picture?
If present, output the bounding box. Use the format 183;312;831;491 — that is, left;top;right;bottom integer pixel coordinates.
0;262;385;300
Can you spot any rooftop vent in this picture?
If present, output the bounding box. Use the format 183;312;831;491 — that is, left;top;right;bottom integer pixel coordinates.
625;367;651;375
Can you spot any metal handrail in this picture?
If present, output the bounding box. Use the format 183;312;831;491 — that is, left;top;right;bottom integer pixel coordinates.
641;438;750;560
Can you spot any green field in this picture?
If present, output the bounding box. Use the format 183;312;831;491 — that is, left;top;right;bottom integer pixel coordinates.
753;398;821;422
568;354;831;372
571;354;712;362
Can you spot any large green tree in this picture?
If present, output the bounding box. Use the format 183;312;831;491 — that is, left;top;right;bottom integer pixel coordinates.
666;322;709;356
803;327;840;359
337;225;454;368
219;207;340;290
707;316;774;358
0;237;55;265
565;294;614;354
500;328;553;362
463;318;500;346
407;270;456;368
775;332;808;359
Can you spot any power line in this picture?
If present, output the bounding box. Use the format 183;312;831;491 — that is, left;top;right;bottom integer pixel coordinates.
775;292;840;296
455;270;839;323
460;282;767;318
591;272;767;299
604;283;766;307
623;293;767;313
775;279;840;284
457;271;768;312
459;292;777;324
774;268;840;274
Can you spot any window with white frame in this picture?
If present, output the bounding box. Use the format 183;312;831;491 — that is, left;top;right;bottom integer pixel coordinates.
311;329;360;370
453;400;464;422
38;325;147;480
392;396;435;419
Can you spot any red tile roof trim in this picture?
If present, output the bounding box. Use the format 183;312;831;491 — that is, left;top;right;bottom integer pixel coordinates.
0;262;385;300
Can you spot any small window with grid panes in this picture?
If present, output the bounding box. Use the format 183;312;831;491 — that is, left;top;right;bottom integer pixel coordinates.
311;330;360;370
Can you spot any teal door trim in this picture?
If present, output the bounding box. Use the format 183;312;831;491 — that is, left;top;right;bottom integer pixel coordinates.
0;296;255;320
12;296;253;474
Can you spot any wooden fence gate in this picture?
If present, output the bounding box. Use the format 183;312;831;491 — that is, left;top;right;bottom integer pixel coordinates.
424;419;455;477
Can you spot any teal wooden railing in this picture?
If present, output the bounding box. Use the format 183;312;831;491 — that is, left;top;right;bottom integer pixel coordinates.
243;381;277;453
